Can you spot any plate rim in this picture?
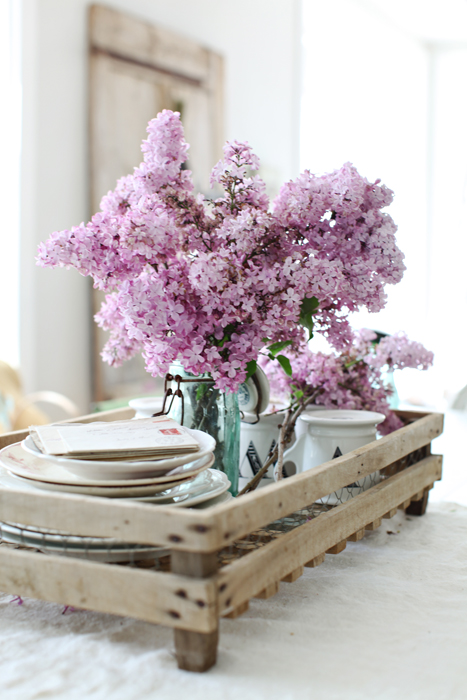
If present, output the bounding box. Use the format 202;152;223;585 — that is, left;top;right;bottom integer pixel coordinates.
21;427;215;471
1;443;214;488
131;469;230;507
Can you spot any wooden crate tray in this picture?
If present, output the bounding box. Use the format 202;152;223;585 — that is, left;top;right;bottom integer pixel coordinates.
0;408;443;672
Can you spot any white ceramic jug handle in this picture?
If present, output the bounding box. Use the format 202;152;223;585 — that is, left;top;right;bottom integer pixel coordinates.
274;433;306;481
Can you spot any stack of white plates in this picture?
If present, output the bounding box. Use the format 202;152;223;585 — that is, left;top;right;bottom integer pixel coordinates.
0;427;232;562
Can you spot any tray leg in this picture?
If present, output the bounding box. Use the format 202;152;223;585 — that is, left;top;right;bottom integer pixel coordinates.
171;551;219;672
174;628;219;672
406;488;429;516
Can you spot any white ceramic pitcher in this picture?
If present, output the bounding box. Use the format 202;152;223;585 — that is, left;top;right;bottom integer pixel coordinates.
281;409;385;501
239;410;292;491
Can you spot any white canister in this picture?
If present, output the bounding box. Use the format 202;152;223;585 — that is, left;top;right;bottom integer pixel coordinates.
239;410;291;491
282;410;385;502
128;396;164;420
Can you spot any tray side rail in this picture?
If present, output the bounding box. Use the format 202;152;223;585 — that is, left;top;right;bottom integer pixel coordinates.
0;546;218;633
216;453;442;614
0;412;443;552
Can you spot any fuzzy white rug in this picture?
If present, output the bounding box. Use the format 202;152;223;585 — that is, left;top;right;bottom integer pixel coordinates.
1;501;466;700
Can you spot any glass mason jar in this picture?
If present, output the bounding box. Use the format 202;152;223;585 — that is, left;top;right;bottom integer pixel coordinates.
168;361;240;495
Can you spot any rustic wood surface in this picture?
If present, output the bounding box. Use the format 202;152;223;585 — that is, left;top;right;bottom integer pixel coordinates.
89;4;224;401
0;547;217;632
171;550;219;671
0;412;444;553
216;455;442;613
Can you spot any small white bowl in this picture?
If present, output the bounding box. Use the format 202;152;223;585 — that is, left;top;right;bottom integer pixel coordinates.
128;396;164;419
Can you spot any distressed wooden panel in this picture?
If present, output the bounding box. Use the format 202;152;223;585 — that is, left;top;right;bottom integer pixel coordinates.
216;455;442;612
88;5;224;400
0;547;217;632
0;413;444;552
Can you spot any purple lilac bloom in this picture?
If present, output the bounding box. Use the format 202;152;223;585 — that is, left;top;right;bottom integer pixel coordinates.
260;330;434;435
37;110;406;391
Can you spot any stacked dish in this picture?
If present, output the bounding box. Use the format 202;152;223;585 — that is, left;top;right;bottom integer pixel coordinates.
0;427;232;562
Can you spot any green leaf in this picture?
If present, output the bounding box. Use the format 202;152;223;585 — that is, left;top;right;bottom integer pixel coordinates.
196;383;209;401
266;340;293;356
245;359;257;381
299;296;319;338
293;389;304;400
276;354;292;376
300;296;319;316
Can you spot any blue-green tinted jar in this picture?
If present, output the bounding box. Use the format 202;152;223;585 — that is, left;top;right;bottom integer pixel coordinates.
168;362;240;496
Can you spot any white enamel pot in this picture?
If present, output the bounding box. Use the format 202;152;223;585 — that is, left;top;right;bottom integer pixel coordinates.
281;409;385;502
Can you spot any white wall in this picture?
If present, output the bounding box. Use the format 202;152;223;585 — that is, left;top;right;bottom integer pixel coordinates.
301;0;467;408
20;0;302;411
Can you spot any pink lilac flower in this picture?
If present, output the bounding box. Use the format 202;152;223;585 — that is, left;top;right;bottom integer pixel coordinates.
37;110;406;392
260;330;434;435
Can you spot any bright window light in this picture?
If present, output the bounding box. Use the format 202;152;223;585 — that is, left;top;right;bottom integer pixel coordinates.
301;0;467;408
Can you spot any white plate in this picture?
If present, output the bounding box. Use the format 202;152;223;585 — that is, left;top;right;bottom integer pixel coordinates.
0;522;167;563
191;490;233;509
130;469;230;506
238;366;270;414
21;428;215;480
1;442;213;488
0;454;214;498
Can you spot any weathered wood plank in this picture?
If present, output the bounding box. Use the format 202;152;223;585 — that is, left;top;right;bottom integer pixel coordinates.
0;486;216;550
326;540;347;554
0;412;443;552
216;455;442;613
406;489;430;516
365;519;382;531
199;412;443;549
174;627;218;672
254;581;280;598
282;566;304;583
172;550;219;671
223;600;249;619
90;4;211;81
305;553;326;567
0;547;217;632
383;508;398;519
348;529;365;542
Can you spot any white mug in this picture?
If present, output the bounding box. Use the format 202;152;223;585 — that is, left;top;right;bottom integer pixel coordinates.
281;409;385;501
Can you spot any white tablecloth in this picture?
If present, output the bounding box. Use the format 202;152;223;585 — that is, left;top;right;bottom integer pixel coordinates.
1;410;467;700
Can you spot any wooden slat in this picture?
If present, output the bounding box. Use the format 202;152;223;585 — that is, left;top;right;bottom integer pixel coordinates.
90;5;211;82
365;519;382;531
0;487;216;550
326;539;347;554
0;411;443;552
348;529;365;542
223;600;249;619
216;455;442;613
281;566;304;583
383;508;398;519
254;581;280;598
0;547;217;632
305;553;326;567
197;412;444;549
